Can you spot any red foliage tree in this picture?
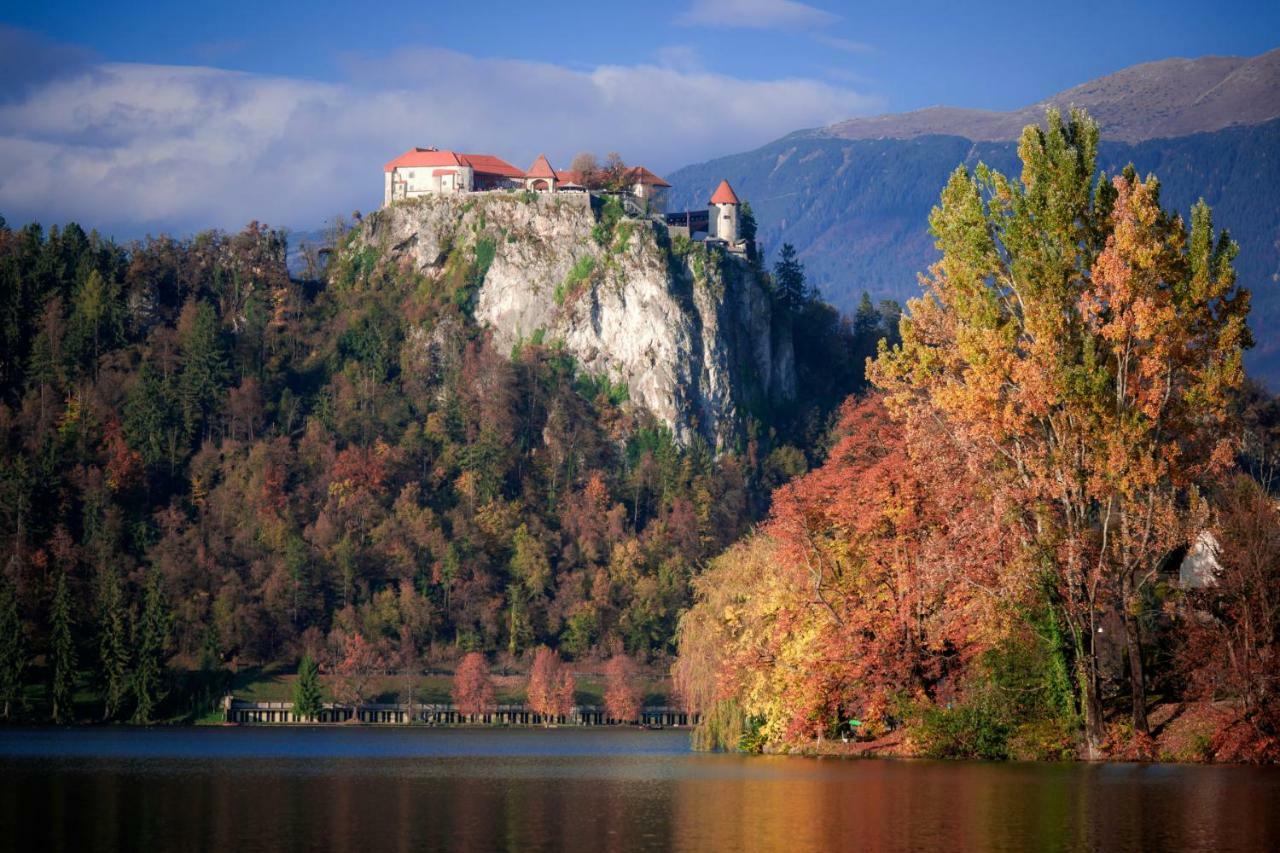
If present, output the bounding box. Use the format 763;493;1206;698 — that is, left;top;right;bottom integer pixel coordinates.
1180;476;1280;761
603;654;642;722
452;651;496;718
527;646;575;720
332;632;385;707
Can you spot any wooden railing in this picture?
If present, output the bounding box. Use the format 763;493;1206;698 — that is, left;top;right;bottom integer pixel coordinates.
224;697;698;727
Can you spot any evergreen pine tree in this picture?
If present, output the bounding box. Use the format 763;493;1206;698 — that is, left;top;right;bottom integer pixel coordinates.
131;571;170;724
773;243;808;314
739;202;758;261
292;654;323;720
124;360;181;469
49;570;76;724
0;577;27;720
177;298;227;444
98;565;130;721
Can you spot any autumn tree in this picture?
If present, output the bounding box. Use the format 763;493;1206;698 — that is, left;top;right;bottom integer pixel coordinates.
49;569;76;724
527;646;574;721
569;152;601;188
452;651;496;718
870;109;1250;755
603;654;642;722
292;654;324;720
332;632;384;707
0;577;26;720
602;152;628;190
1180;476;1280;760
677;397;1000;749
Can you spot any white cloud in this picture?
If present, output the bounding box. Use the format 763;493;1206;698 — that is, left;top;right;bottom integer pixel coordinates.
675;0;839;30
814;34;876;55
0;46;880;236
653;44;703;73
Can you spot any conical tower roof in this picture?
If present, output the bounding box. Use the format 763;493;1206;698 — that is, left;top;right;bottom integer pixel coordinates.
709;179;740;205
526;154;557;179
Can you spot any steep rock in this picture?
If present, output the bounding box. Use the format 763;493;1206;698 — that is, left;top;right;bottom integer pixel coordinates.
351;192;794;447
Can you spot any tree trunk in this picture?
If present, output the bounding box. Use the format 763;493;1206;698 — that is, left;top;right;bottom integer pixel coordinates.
1079;655;1105;759
1070;619;1106;759
1122;574;1149;735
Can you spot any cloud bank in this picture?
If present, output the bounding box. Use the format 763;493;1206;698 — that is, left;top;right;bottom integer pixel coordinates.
676;0;838;30
0;33;880;237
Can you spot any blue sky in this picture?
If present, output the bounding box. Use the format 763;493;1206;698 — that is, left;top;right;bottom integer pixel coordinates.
1;0;1277;235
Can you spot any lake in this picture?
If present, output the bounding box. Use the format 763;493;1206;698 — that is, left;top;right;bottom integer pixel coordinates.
2;727;1278;852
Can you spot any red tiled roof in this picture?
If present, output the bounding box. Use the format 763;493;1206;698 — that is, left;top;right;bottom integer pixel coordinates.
432;168;458;176
384;148;524;178
458;153;525;179
626;166;671;188
553;169;584;185
526;154;557;179
709;179;740;205
384;148;461;172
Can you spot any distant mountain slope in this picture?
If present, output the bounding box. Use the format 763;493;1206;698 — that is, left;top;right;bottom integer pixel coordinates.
667;49;1280;386
818;48;1280;143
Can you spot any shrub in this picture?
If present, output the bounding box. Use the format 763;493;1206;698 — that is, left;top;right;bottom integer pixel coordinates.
915;703;1011;760
554;255;595;306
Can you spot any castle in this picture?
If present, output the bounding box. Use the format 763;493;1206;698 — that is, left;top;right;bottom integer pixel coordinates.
382;147;745;251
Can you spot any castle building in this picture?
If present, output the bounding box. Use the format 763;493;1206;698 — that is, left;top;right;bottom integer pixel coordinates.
381;146;742;252
709;179;741;244
382;146;672;211
524;154;561;192
522;155;671;211
383;148;525;203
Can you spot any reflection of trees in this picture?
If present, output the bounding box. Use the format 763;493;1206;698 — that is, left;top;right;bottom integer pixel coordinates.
8;747;1280;851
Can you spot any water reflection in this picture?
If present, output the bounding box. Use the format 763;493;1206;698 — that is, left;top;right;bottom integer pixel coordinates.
2;729;1278;852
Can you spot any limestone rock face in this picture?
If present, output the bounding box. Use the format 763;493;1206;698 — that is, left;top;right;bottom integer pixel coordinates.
352;192;795;448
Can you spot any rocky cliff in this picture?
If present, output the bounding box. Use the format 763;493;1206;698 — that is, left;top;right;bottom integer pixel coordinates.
348;192;794;448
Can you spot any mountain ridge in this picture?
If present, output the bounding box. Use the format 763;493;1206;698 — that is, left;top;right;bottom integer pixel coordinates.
666;48;1280;385
815;47;1280;143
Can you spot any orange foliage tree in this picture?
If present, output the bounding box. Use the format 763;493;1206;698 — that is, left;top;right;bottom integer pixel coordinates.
675;397;1009;747
869;109;1249;754
527;646;575;720
603;654;643;722
331;632;385;707
452;651;496;717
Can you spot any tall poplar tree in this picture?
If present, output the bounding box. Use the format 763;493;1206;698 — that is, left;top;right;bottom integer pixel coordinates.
871;109;1250;756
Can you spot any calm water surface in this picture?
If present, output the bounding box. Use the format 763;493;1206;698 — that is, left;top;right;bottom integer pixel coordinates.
2;727;1278;852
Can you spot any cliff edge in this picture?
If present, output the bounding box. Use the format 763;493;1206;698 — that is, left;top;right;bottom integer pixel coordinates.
345;192;795;447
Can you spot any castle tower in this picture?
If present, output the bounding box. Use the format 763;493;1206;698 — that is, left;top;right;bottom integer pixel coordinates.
526;154;558;192
709;179;740;244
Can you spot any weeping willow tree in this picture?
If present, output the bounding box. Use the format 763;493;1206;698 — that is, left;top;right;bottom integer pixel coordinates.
673;534;781;751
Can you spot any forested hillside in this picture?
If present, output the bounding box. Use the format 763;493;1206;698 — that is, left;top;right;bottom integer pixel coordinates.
0;210;894;721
